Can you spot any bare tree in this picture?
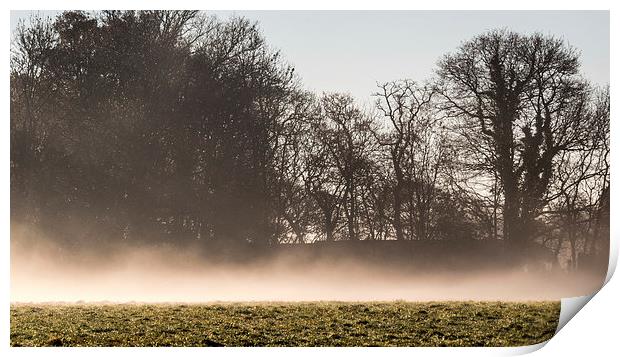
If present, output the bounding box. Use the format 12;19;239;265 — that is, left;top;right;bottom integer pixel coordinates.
313;93;375;241
269;91;318;243
373;80;433;240
437;30;592;255
543;86;610;269
373;81;449;240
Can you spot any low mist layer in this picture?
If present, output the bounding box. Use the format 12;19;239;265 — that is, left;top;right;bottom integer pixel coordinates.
11;228;605;303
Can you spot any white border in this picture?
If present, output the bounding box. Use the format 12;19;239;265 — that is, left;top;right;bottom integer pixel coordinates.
3;0;617;11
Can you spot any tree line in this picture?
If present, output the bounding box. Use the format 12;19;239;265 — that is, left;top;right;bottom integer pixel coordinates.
11;11;609;269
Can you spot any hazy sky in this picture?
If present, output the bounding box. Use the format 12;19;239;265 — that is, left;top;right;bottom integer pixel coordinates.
11;10;609;105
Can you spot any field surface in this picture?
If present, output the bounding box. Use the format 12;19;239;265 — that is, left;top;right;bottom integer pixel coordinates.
11;301;559;347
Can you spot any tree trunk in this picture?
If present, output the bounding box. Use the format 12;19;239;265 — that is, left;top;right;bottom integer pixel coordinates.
346;183;358;240
393;183;404;240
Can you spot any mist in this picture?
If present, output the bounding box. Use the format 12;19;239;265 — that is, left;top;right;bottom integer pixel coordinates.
11;226;604;303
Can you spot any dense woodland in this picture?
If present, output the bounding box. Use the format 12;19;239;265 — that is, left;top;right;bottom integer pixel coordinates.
10;11;609;270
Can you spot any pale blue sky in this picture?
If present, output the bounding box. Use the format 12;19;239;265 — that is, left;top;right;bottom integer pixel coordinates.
11;10;610;105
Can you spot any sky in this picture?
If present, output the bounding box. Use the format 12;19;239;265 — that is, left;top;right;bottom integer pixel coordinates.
11;10;610;105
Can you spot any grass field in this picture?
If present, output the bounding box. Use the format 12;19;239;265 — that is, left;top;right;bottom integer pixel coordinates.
10;301;560;347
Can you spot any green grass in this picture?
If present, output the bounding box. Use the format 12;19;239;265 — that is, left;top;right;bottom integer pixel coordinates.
10;301;559;347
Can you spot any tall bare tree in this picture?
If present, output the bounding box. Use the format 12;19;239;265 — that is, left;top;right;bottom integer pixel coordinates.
437;30;592;254
373;80;433;240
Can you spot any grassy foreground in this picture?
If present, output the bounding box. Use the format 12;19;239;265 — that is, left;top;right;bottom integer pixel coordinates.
10;301;559;347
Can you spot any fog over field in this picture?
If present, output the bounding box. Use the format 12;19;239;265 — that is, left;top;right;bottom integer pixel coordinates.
11;227;604;303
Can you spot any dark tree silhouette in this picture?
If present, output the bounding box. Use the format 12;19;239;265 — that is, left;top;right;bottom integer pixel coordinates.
437;30;597;254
